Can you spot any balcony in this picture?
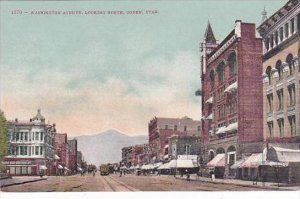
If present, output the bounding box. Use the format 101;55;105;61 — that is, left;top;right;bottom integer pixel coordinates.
276;110;284;119
266;85;273;94
275;81;283;90
267;112;273;122
287;106;296;116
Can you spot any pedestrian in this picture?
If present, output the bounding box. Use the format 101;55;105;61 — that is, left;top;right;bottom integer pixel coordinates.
185;169;190;181
93;169;95;177
40;170;44;178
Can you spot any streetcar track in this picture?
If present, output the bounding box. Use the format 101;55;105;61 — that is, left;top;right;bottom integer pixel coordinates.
102;176;116;191
108;176;137;191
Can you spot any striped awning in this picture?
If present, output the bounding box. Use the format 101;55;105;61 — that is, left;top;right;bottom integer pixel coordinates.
207;154;225;167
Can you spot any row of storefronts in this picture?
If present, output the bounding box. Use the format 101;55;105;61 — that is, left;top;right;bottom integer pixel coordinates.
199;0;300;183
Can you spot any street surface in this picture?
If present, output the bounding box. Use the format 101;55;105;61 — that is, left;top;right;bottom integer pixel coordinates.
1;173;277;192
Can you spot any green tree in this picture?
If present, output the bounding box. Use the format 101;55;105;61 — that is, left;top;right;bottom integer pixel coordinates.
0;111;8;171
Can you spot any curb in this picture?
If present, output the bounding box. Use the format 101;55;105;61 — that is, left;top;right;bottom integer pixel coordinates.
175;176;291;191
0;178;47;188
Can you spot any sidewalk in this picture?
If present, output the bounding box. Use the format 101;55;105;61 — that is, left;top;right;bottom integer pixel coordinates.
0;176;47;188
173;174;300;191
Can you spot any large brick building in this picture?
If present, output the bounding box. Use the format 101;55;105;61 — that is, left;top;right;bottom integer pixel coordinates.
67;139;78;173
148;116;201;161
200;21;264;177
257;0;300;183
258;0;300;150
4;109;56;176
53;133;69;172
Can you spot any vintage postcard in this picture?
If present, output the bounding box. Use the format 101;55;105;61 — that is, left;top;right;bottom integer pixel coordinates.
0;0;299;198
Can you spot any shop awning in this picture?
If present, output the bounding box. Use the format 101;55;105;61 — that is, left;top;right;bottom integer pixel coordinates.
207;154;225;167
230;158;246;169
154;162;163;168
215;126;227;135
40;165;47;170
267;146;300;163
206;113;214;120
54;154;60;160
258;160;288;167
158;163;170;170
224;81;238;93
205;96;213;104
176;159;197;168
225;122;238;132
168;160;177;168
241;153;263;168
58;164;63;169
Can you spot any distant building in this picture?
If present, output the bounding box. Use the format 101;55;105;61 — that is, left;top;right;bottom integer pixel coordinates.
53;133;69;173
4;109;56;176
199;20;264;177
77;151;83;169
168;135;201;162
148;116;201;161
67;139;78;173
121;146;133;167
131;144;144;166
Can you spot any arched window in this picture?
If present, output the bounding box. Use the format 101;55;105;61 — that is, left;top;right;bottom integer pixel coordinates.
216;147;225;154
266;66;272;85
227;146;236;170
275;60;283;80
286;54;294;75
217;62;225;82
228;52;237;76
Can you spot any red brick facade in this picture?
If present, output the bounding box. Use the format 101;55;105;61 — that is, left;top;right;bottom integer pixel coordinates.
201;21;264;176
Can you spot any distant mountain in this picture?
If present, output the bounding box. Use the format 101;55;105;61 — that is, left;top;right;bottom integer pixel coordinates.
75;129;147;166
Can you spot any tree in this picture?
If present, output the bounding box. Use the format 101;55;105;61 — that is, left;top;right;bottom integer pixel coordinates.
0;111;8;171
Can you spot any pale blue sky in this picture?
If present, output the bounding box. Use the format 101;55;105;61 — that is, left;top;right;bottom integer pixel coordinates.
0;0;284;136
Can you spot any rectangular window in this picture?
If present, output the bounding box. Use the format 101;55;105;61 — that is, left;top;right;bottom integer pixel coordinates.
165;125;168;130
279;27;283;41
267;94;273;112
10;167;15;174
32;132;34;141
185;145;191;155
40;147;43;155
174;125;177;131
291;18;295;34
41;132;44;141
28;167;32;174
15;167;20;174
268;122;274;137
289;116;296;136
290;84;296;106
274;31;278;45
264;38;269;51
20;132;24;141
24;132;28;141
184;126;187;131
270;34;274;48
35;132;39;141
197;126;201;131
35;146;39;155
285;23;289;37
277;89;284;110
277;119;284;137
21;167;27;174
